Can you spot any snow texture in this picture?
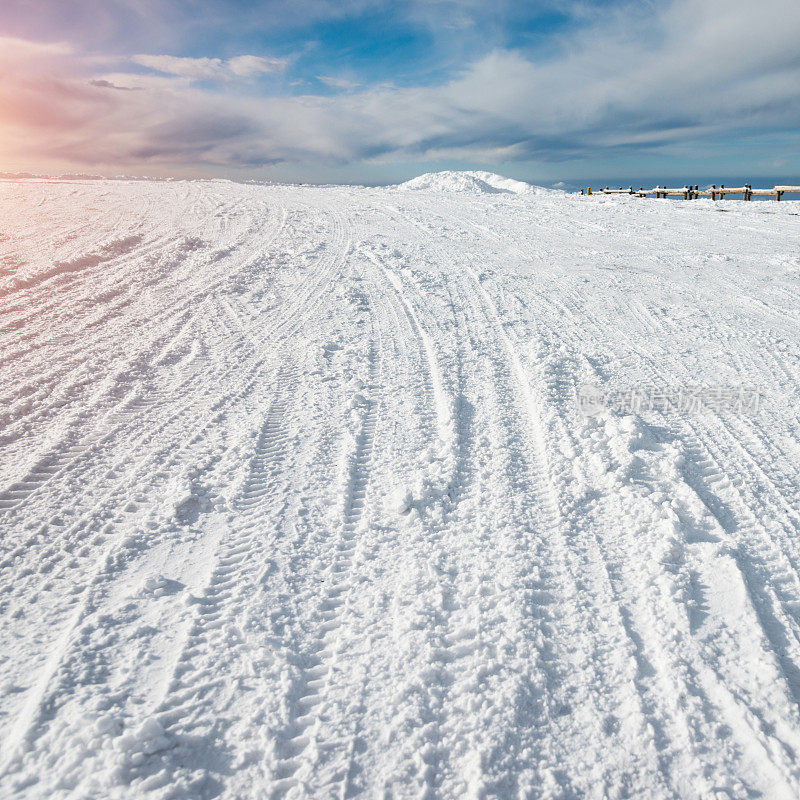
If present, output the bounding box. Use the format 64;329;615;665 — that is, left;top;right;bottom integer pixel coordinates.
1;174;800;799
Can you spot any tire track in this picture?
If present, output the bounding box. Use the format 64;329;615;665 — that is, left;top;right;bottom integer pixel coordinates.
269;336;380;799
676;415;800;700
362;247;457;505
454;269;677;796
0;348;278;783
132;366;302;793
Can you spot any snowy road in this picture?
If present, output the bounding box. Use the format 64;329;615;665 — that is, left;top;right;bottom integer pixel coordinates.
2;177;800;799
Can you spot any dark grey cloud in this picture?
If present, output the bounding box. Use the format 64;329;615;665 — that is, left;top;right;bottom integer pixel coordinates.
88;79;141;90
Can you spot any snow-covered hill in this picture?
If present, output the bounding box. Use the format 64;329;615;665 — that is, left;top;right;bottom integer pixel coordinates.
2;178;800;799
395;169;552;194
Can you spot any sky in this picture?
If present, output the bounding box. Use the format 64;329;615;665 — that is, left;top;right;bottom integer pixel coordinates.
1;0;799;184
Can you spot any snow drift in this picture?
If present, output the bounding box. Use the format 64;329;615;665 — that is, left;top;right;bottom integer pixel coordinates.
395;170;553;195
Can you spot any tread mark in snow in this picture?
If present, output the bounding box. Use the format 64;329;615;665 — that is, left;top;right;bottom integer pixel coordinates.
363;248;456;502
270;339;379;799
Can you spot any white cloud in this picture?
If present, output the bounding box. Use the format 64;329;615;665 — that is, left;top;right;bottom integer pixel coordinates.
0;36;73;68
317;75;361;90
131;55;222;79
3;0;800;174
131;53;286;80
227;55;286;77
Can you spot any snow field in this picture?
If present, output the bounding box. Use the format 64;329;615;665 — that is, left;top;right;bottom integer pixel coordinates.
1;175;800;798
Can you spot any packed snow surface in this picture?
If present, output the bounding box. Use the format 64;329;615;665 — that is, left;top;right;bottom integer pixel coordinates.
2;176;800;800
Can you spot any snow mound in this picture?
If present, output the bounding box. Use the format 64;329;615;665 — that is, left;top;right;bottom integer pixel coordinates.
396;170;551;195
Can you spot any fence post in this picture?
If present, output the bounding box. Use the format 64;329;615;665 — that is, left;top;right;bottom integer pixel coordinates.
711;184;716;200
683;186;688;200
744;184;751;201
776;189;782;201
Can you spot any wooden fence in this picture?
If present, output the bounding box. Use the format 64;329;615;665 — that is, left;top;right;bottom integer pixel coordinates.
582;184;800;201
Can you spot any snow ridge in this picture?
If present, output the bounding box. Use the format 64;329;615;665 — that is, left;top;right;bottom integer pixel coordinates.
395;170;553;195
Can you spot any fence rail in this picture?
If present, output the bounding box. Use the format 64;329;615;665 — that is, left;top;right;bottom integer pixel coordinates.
582;184;800;201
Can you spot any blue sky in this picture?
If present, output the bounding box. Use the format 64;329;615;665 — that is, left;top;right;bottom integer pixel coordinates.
1;0;799;183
